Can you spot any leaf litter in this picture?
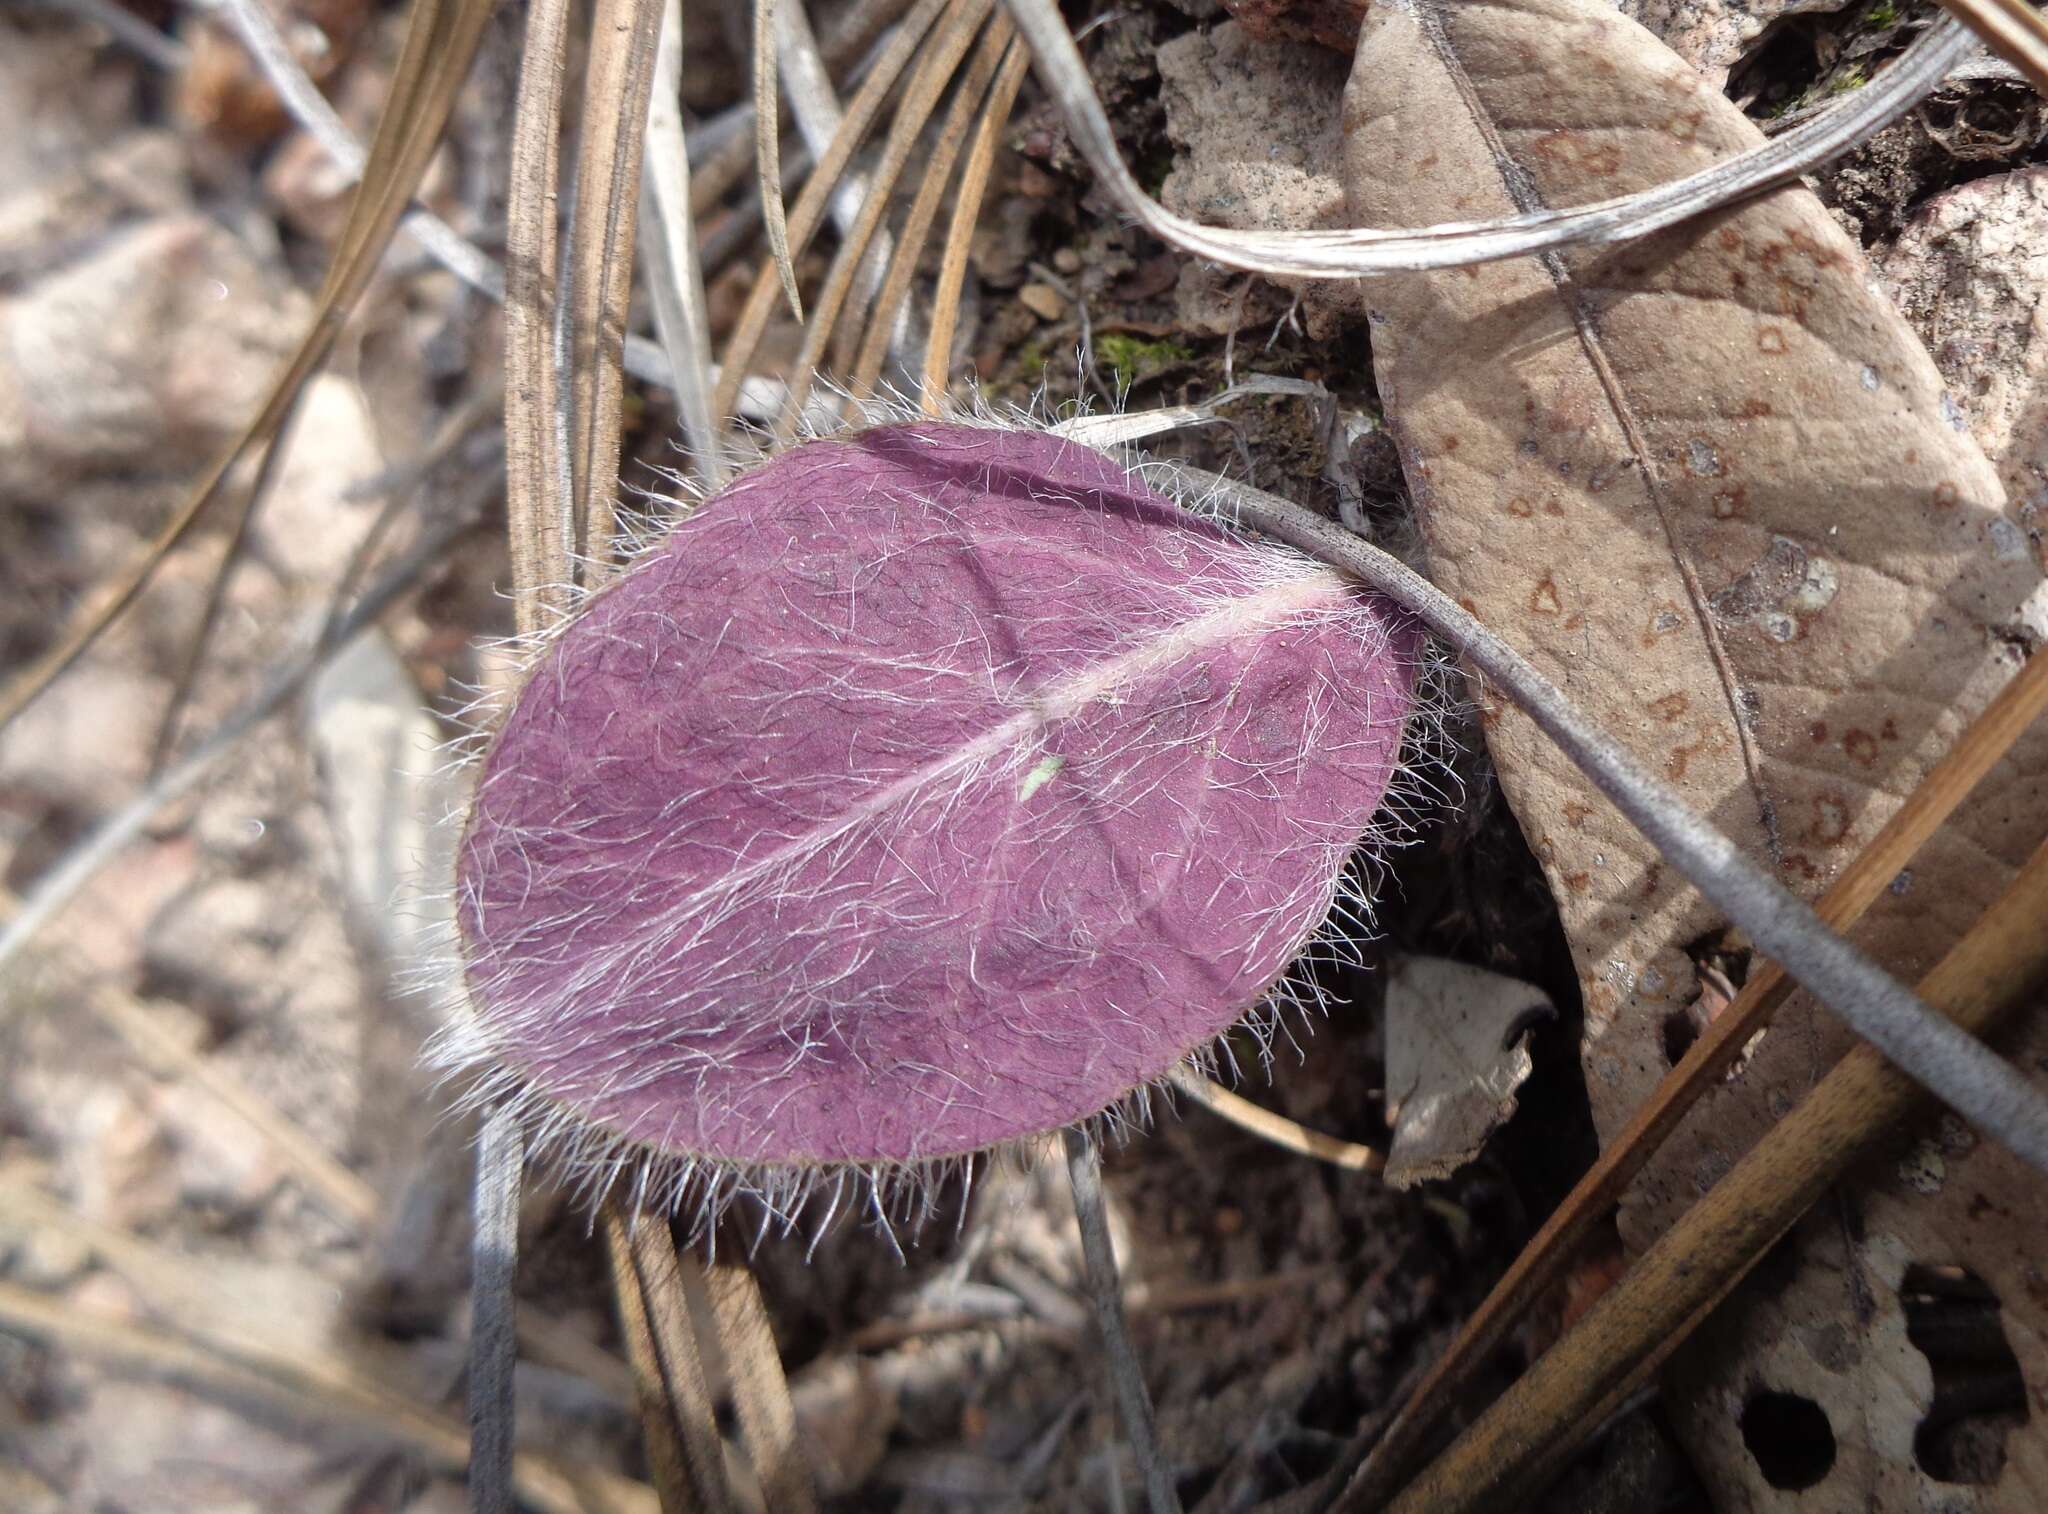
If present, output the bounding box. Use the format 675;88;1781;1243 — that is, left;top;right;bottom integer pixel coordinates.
4;0;2048;1507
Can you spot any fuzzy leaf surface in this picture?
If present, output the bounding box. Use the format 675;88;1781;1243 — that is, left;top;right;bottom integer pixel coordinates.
457;424;1418;1168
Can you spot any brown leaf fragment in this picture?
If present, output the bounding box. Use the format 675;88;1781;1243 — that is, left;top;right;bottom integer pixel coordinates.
1342;0;2048;1503
1381;955;1550;1187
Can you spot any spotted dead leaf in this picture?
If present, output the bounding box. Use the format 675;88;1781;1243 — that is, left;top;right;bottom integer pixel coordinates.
1221;0;1828;77
1341;0;2048;1504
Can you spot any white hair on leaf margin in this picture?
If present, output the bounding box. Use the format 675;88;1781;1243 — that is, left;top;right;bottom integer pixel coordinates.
411;386;1463;1252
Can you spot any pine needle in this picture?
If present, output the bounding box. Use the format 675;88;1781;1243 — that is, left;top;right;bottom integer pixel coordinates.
919;29;1029;409
1169;1070;1384;1173
755;0;805;322
711;0;953;421
847;15;1014;400
771;0;996;437
699;1260;818;1514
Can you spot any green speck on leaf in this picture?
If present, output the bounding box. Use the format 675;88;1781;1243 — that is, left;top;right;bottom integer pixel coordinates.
1017;754;1065;802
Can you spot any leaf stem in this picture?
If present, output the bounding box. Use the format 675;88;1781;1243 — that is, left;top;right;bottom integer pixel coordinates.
468;1109;524;1514
1064;1129;1183;1514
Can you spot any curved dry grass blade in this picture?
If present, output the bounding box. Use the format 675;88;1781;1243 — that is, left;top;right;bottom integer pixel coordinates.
711;0;954;421
1331;645;2048;1509
1382;834;2048;1514
849;17;1015;401
698;1261;817;1514
1000;0;1977;277
778;0;900;375
919;31;1029;409
0;1277;657;1514
642;0;725;489
689;0;917;216
0;0;497;735
468;1110;524;1514
503;0;576;629
1064;1129;1183;1514
567;0;669;572
1945;0;2048;94
1169;1070;1383;1173
1165;465;2048;1174
755;0;804;322
770;0;996;436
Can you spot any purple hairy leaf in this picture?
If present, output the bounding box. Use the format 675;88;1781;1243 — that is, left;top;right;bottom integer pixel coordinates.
449;421;1422;1214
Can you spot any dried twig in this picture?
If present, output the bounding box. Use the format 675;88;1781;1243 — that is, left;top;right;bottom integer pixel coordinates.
1333;645;2048;1507
1384;834;2048;1512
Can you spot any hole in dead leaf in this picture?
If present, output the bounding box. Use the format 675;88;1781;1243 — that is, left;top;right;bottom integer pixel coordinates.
1661;1008;1699;1066
1901;1263;2029;1485
1739;1390;1835;1489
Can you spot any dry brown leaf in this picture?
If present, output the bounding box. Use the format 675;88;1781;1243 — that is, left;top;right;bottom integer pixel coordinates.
1339;0;2048;1501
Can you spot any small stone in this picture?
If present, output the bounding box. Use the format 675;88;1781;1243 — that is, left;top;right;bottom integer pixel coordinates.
1052;247;1082;275
1017;282;1067;322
